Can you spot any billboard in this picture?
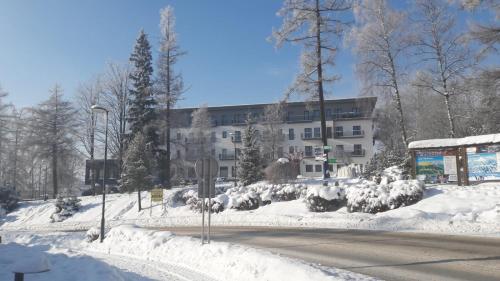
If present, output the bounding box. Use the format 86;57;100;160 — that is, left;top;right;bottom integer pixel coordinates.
416;150;457;183
467;145;500;181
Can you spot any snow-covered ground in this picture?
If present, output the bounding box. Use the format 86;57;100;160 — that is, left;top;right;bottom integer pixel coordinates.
1;181;499;236
0;225;375;281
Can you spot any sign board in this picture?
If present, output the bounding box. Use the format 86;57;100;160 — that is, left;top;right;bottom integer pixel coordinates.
323;145;332;151
467;145;500;181
328;158;336;164
195;157;218;198
150;189;163;202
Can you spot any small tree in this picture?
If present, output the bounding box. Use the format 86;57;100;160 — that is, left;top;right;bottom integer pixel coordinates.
122;133;153;211
237;119;263;186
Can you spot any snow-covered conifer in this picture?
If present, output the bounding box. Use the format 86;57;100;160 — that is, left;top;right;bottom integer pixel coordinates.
237;119;263;186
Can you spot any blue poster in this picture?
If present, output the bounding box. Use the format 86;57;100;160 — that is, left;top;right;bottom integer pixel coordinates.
467;146;500;181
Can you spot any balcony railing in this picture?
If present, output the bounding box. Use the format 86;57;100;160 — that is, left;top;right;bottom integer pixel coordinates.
330;149;366;158
301;133;322;140
219;154;236;161
334;130;365;138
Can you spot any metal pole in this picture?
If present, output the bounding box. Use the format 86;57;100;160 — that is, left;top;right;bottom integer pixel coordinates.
232;136;237;187
44;164;48;201
100;110;108;243
208;160;211;244
200;159;205;244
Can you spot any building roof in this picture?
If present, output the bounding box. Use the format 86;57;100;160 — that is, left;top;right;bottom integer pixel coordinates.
408;133;500;149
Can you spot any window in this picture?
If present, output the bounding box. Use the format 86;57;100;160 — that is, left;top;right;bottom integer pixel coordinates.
305;146;313;157
222;148;227;156
235;148;241;157
326;127;333;138
221;115;226;125
277;147;284;158
304;110;310;120
313;110;320;120
289;128;295;140
353;125;362;136
177;132;181;140
313;127;321;138
326;108;332;118
234;131;241;142
335;126;343;137
222;131;227;138
305;165;313;172
304;128;312;139
176;150;181;159
354;144;363;155
328;164;333;172
220;166;229;178
315;165;322;172
289;146;295;154
211;131;216;142
211;149;215;156
336;145;344;151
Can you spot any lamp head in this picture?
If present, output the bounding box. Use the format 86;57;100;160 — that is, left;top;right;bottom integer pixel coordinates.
91;105;108;113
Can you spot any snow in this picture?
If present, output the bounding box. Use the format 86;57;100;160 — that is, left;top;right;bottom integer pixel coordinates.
2;181;500;236
307;185;345;201
0;226;375;281
408;133;500;149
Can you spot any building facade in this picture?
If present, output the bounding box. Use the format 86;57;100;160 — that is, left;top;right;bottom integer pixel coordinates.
165;97;377;182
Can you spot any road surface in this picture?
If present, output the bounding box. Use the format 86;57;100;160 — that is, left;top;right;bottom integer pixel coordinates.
155;226;500;281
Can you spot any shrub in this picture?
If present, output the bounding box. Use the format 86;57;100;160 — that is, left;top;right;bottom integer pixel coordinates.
346;180;424;214
86;227;100;242
272;184;300;201
306;185;346;212
227;189;260;211
0;187;19;213
50;196;81;222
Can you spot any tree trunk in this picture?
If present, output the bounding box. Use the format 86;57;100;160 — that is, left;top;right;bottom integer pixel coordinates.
52;145;58;199
315;0;330;179
137;188;142;211
165;102;171;187
443;93;455;137
90;114;96;195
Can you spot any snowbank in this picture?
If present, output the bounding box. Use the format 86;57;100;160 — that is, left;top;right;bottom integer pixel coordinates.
2;182;500;236
86;225;373;281
408;133;500;149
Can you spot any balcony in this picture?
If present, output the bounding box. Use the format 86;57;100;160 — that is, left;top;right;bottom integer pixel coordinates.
286;115;313;123
219;154;236;161
351;149;366;157
330;149;366;158
334;130;364;139
301;133;322;140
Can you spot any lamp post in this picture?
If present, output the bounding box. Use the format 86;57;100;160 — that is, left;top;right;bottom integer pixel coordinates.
91;105;109;243
230;133;237;186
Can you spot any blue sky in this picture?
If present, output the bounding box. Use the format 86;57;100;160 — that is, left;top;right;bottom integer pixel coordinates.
0;0;493;108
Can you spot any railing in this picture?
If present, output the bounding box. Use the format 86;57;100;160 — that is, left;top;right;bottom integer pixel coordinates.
334;130;365;138
219;154;236;161
330;149;366;158
301;133;322;140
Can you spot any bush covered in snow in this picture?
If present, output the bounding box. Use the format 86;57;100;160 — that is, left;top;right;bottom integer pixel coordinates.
306;185;346;212
50;196;81;222
0;187;19;214
86;227;100;242
346;179;424;214
271;184;303;201
226;186;261;211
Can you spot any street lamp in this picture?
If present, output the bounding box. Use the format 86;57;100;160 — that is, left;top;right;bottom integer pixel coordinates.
229;132;237;186
91;104;109;243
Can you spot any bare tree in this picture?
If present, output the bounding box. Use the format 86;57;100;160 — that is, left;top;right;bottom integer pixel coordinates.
75;77;102;195
27;85;79;198
190;105;212;159
412;0;474;137
350;0;412;148
261;101;286;162
270;0;352;178
156;5;186;187
101;63;130;178
460;0;499;54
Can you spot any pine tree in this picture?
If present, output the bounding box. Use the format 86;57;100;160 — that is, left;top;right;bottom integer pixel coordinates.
128;30;158;149
122;133;153;211
237;120;263;186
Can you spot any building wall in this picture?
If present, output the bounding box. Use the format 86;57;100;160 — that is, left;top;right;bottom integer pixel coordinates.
166;98;376;180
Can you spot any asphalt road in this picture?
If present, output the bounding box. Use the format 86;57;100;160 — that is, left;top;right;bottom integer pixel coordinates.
155;226;500;281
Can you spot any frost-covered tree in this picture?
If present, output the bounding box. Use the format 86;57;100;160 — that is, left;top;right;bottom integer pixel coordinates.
460;0;499;54
350;0;412;148
190;105;212;159
102;63;130;178
238;119;263;186
75;77;102;195
270;0;352;179
122;132;153;211
0;85;12;186
412;0;473;137
156;6;186;186
128;30;158;149
26;85;79;198
261;101;286;163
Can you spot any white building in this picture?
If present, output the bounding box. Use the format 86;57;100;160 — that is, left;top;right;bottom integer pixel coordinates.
166;97;377;181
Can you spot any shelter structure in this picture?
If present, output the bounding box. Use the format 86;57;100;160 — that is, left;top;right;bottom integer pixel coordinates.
408;134;500;186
